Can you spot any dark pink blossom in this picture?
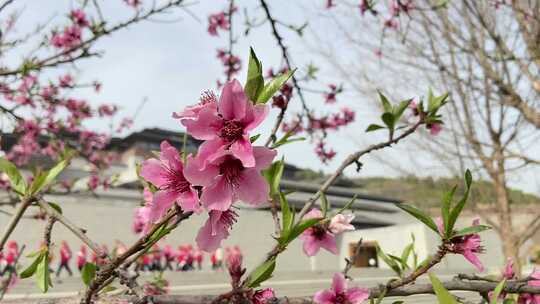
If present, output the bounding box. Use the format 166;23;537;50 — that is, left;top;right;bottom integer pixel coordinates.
207;12;230;36
252;288;276;304
70;9;89;27
299;209;337;256
184;145;275;211
196;209;238;252
178;79;268;168
314;273;370;304
140;141;199;221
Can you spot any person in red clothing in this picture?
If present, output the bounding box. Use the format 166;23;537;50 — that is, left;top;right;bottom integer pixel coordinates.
56;241;73;277
151;244;162;271
163;245;175;271
76;245;88;272
193;247;203;270
2;241;18;275
176;246;187;271
210;251;218;270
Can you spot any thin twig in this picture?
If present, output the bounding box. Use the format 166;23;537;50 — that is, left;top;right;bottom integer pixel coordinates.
37;199;104;259
259;0;310;147
0;197;34;251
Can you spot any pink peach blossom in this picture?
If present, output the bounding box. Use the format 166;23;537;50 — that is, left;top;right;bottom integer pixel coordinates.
140;141;199;221
184;145;275;211
196;209;238;252
178;79;268;168
314;273;370;304
252;288;275;304
299;209;337;256
329;214;355;234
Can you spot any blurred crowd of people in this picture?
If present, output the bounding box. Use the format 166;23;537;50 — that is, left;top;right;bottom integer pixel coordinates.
0;240;244;277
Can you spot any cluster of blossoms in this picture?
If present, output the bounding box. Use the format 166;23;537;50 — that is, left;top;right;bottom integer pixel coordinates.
50;9;90;50
207;11;230;36
137;80;275;252
1;71;123;169
217;49;242;81
207;6;241;84
282;107;355;163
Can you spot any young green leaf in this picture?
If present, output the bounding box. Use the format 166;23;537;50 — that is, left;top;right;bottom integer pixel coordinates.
20;252;44;279
279;192;294;244
36;251;52;293
393;99;412;120
263;160;284;197
400;243;414;269
321;192;329;217
81;263;97;286
250;134;261;143
381;113;395;131
452;225;491;238
429;273;458;304
490;279;506;304
397;204;439;234
29;157;71;195
447;170;473;236
376;245;401;276
378;91;393;113
256;69;296;104
244;258;276;288
245;47;264;101
0;158;27;195
336;195;357;214
366;124;385;132
441;186;457;238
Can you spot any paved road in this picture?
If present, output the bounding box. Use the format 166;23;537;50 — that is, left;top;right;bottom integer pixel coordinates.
3;269;481;303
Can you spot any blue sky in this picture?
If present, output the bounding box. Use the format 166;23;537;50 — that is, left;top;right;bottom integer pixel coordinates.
6;0;540;195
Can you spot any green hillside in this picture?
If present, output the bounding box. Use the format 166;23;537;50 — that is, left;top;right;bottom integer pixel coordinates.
292;169;540;208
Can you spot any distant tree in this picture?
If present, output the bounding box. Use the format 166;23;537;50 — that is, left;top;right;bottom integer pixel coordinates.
322;0;540;270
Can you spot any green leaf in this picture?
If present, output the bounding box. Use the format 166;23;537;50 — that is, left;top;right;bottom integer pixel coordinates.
321;192;329;217
263;160;284;197
245;47;264;102
29;157;71;195
441;186;457;238
452;225;491;238
365;124;385;132
400;243;414;268
337;195;357;214
279;192;294;244
250;134;261;143
376;245;401;275
490;279;506;304
20;252;44;279
447;170;473;237
48;202;63;214
256;69;296;104
36;251;52;293
381;113;395;131
378;91;393;113
81;263;97;286
289;218;322;241
429;273;458;304
0;158;27;195
271;131;305;149
397;204;439;234
503;299;516;304
393;99;412;120
244;258;276;288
